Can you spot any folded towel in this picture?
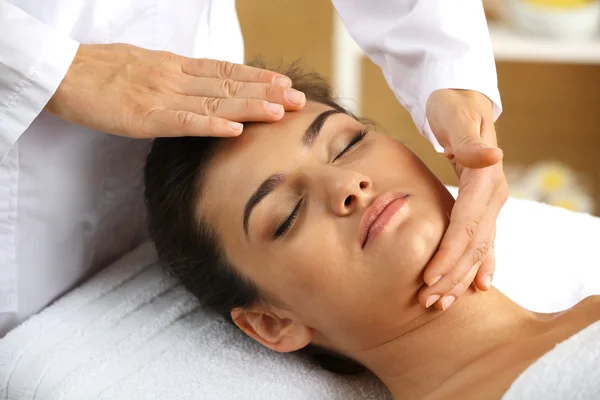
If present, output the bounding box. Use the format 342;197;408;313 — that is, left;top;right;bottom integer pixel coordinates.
0;242;392;400
1;194;600;399
502;320;600;400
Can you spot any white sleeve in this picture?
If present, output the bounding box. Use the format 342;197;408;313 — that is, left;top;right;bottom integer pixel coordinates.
331;0;502;152
0;1;79;162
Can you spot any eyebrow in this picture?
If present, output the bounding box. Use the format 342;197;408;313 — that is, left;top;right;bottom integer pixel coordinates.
243;173;285;235
302;109;345;147
242;108;346;236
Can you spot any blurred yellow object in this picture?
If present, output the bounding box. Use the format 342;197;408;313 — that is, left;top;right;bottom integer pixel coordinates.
540;169;567;192
549;189;594;213
526;0;594;8
554;199;577;211
507;161;595;214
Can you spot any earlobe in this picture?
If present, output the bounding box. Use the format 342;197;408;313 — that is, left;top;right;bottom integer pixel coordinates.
231;308;311;353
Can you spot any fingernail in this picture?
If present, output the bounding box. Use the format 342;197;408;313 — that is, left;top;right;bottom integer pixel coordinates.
441;295;456;311
285;89;305;105
426;294;440;309
428;275;442;286
266;102;283;115
484;274;492;290
228;122;243;133
273;76;292;88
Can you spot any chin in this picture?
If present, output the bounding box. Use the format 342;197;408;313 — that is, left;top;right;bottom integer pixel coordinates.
383;216;444;277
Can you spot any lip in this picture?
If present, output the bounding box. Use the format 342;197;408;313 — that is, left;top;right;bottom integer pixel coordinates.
359;192;409;248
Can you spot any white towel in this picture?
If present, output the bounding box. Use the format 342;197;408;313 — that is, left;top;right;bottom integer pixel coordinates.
502;320;600;400
1;194;600;399
0;242;392;400
447;187;600;313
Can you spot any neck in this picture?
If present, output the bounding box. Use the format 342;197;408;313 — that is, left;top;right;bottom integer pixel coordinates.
350;287;547;399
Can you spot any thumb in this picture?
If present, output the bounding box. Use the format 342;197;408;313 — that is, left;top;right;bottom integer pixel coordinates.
451;122;503;169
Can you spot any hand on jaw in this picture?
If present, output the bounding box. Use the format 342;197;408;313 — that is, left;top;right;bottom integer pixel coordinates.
419;89;509;311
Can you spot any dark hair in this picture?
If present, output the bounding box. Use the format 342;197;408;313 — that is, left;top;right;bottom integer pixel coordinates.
144;61;366;375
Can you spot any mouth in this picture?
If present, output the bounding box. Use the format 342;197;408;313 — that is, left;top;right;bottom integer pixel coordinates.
359;192;409;248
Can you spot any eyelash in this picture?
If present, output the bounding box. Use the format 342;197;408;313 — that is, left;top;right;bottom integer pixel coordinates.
333;128;368;162
273;128;369;239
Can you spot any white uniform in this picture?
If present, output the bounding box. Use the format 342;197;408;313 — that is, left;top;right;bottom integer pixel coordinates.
0;0;501;336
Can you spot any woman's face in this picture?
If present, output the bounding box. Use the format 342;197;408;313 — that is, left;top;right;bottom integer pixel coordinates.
201;101;455;352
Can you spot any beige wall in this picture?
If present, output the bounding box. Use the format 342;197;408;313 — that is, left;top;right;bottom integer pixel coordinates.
237;0;334;78
237;1;600;214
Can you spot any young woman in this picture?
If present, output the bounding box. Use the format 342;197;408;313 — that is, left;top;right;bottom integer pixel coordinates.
144;65;599;400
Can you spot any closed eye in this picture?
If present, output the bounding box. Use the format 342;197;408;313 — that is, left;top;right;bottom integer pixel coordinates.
272;128;368;240
333;128;368;162
273;199;303;239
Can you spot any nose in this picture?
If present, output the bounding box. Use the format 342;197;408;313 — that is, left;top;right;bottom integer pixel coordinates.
307;166;372;216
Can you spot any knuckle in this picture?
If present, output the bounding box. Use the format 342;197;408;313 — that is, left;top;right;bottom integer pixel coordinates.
221;79;240;97
264;84;279;100
216;60;236;79
464;221;478;240
471;241;489;264
244;98;255;112
160;51;179;62
203;97;222;115
149;67;174;79
175;110;194;128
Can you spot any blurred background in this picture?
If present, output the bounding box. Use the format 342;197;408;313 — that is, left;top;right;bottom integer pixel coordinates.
237;0;600;215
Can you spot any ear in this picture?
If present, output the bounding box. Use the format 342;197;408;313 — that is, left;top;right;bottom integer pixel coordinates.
231;307;312;353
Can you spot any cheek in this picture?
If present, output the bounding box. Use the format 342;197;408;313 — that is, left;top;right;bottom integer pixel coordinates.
275;232;352;299
262;225;371;320
395;213;444;270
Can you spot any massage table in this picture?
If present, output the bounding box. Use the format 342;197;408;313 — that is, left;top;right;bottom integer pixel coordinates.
1;190;599;399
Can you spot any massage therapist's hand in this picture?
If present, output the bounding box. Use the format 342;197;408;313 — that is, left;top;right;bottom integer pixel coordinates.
45;43;305;138
418;89;509;311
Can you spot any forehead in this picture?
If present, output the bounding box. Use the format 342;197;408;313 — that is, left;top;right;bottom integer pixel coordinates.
199;102;341;235
216;101;337;161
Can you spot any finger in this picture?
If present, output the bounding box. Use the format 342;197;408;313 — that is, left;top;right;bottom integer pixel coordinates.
140;109;243;138
178;77;305;110
474;238;495;291
181;59;292;87
435;261;481;311
453;136;503;169
422;169;494;286
420;197;500;308
450;115;502;169
174;96;286;123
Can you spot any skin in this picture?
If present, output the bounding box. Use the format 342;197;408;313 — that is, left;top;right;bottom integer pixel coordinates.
45;44;306;138
423;89;508;312
43;40;506;309
204;101;456;352
199;101;599;399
